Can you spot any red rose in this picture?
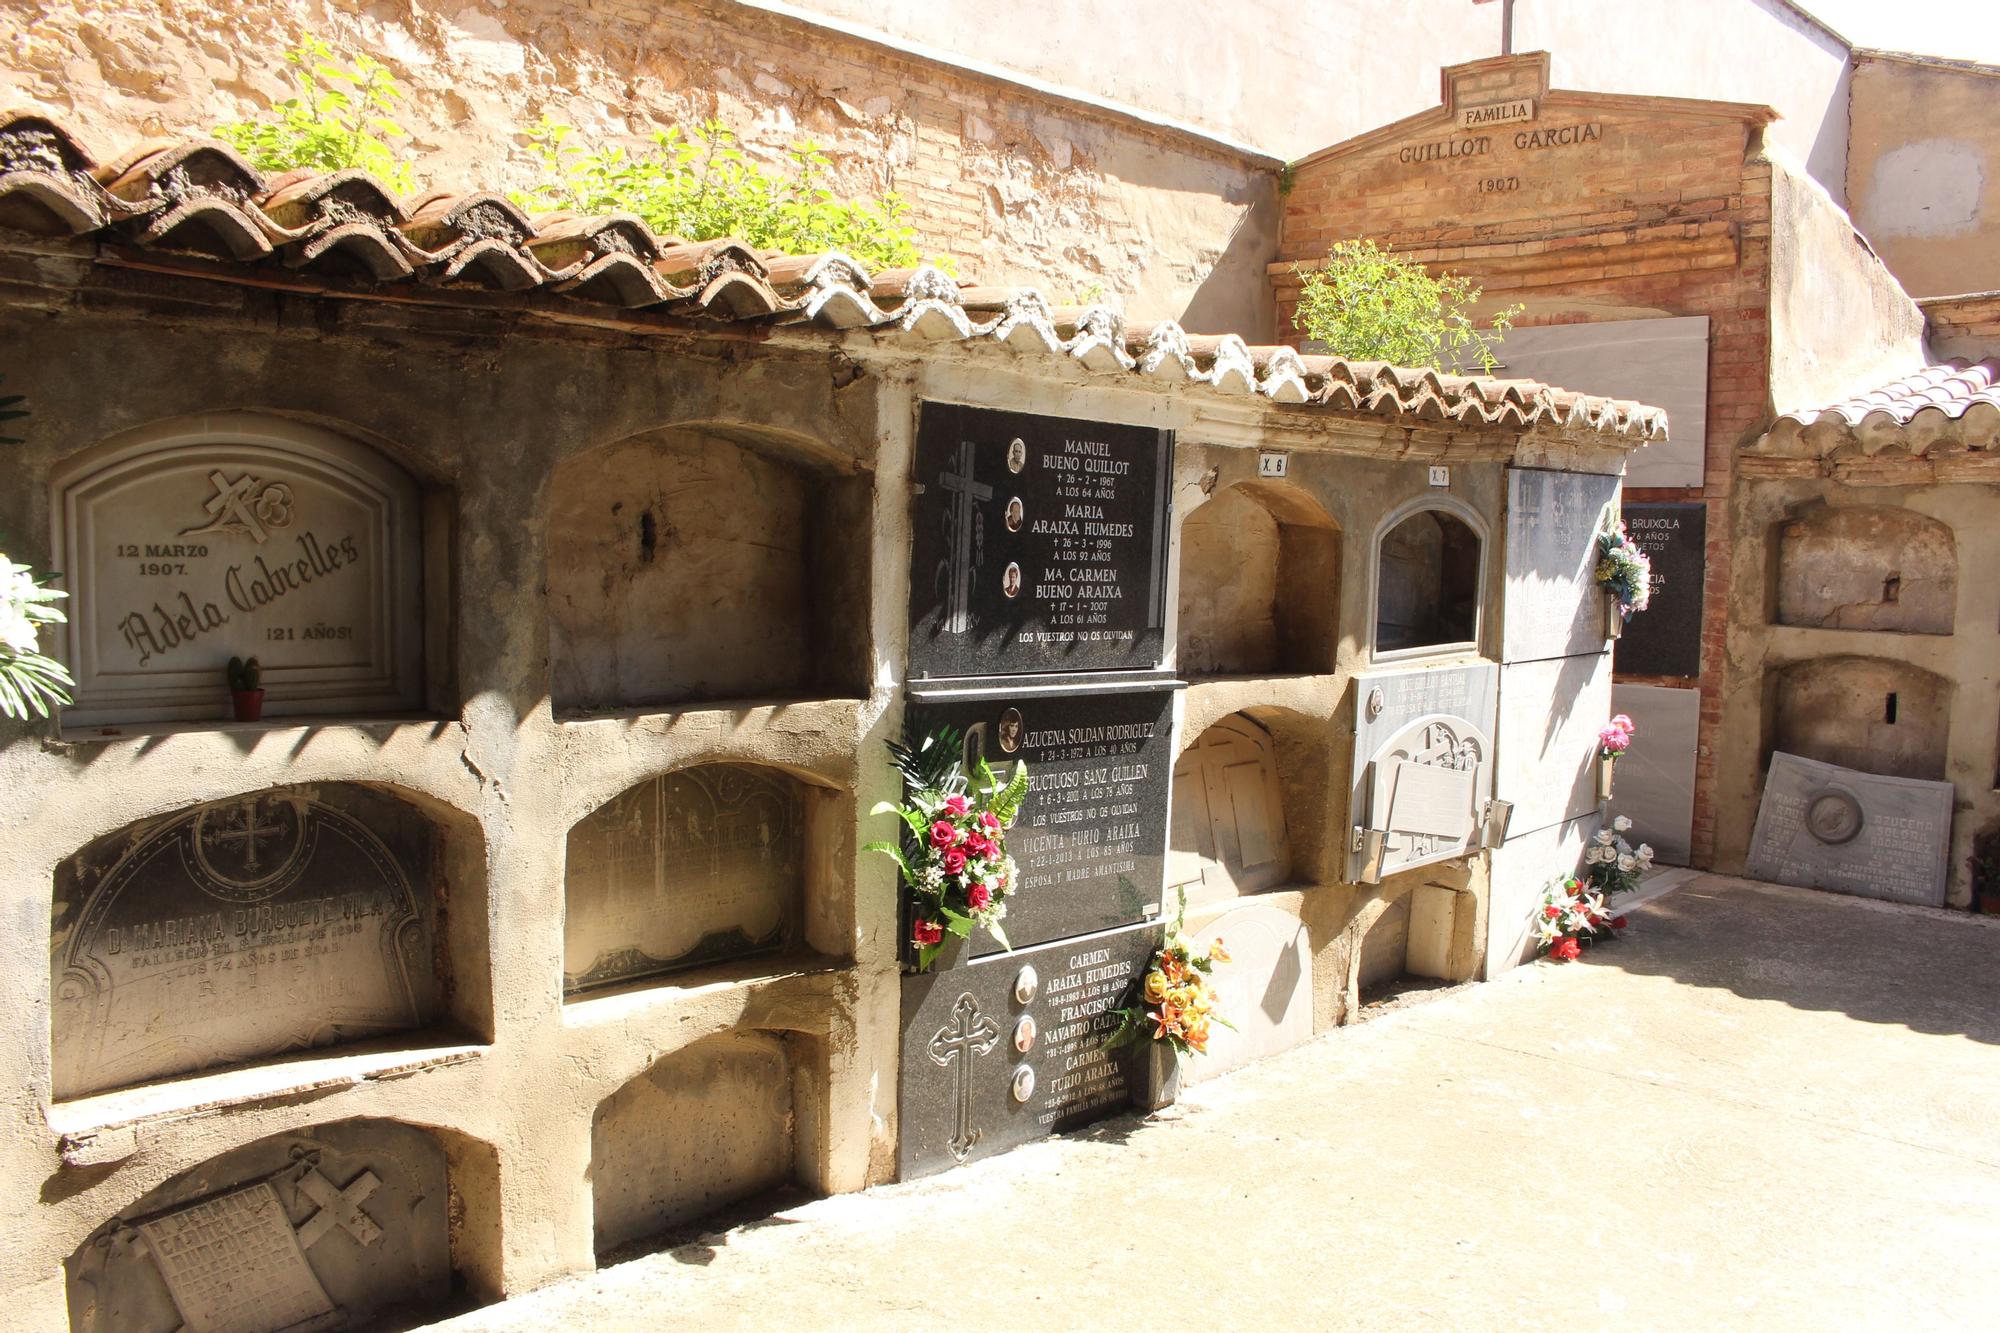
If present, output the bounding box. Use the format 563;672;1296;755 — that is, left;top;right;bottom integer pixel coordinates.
1550;936;1582;961
1542;905;1560;919
912;919;944;946
942;848;968;875
980;812;1000;832
966;835;994;858
930;820;956;848
1612;916;1629;929
942;795;970;815
967;882;992;910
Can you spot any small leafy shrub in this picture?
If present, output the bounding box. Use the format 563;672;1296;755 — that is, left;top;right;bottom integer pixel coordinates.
516;118;929;270
215;37;415;192
1291;237;1521;373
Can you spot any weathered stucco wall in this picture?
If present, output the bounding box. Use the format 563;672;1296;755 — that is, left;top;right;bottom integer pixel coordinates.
1767;153;1928;416
1849;53;2000;300
0;0;1280;335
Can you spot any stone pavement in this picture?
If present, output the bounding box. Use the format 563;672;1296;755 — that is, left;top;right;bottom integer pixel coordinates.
426;875;2000;1331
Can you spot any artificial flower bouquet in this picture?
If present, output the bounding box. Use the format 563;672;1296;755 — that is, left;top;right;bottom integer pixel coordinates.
1535;876;1628;961
1595;521;1653;618
867;725;1028;971
1598;712;1636;761
1584;813;1654;896
1107;892;1232;1056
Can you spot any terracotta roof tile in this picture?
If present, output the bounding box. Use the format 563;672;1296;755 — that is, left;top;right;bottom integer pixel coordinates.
1761;359;2000;457
0;112;1666;445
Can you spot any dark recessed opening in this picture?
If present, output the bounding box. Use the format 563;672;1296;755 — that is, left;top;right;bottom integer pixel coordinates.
1883;573;1901;603
1885;692;1899;725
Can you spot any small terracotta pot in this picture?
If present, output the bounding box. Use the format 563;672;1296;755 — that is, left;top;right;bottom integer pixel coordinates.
230;688;266;722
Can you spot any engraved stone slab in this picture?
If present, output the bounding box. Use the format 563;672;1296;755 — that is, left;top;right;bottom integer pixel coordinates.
1501;466;1620;664
1745;751;1953;907
52;415;425;726
1610;683;1699;864
1387;761;1479;838
1614;502;1706;679
1349;664;1499;880
66;1119;449;1333
1178;900;1312;1086
908;402;1173;678
1167;713;1295;904
137;1182;336;1333
564;765;806;996
898;920;1161;1179
51;785;438;1099
1496;651;1613;840
909;685;1175;956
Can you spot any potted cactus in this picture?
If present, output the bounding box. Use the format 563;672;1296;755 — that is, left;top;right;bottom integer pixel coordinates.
226;655;265;722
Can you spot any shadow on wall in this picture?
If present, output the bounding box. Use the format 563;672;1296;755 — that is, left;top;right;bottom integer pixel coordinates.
1176;172;1283;341
1589;877;2000;1045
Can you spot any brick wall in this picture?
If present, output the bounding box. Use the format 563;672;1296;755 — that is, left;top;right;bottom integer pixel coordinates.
1275;54;1779;867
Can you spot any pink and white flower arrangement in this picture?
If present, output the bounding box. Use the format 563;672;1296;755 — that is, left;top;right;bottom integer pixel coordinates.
1535;876;1629;961
1598;713;1636;761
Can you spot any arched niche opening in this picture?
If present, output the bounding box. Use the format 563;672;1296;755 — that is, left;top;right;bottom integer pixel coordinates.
49;413;442;728
591;1028;825;1259
1774;504;1957;635
64;1117;489;1333
1169;713;1295;903
1373;503;1483;656
563;763;839;998
1769;656;1952;781
546;425;870;713
1177;481;1340;677
50;783;486;1101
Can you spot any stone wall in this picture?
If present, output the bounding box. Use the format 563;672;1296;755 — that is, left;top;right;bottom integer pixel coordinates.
1848;52;2000;300
0;0;1280;334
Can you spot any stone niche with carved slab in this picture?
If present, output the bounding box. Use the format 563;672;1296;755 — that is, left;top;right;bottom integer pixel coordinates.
1347;664;1499;883
563;764;811;997
51;414;426;727
64;1119;451;1333
50;784;442;1100
1169;713;1295;903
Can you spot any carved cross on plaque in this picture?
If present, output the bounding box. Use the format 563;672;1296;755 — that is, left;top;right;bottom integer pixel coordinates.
929;992;1001;1162
935;441;993;634
295;1167;383;1249
204;802;287;873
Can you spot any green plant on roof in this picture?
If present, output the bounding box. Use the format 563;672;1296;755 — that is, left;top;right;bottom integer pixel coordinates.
515;117;933;272
215;36;415;193
1291;238;1522;375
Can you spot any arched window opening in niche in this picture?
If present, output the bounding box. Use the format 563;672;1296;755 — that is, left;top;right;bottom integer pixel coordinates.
1375;507;1481;655
1177;481;1340;677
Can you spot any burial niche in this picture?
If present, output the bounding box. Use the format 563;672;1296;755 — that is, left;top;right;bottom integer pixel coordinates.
51;414;427;727
564;764;813;996
1770;657;1952;781
1375;505;1482;655
1169;713;1297;902
1774;505;1956;635
51;784;445;1100
546;426;869;712
65;1118;455;1333
592;1030;809;1257
1177;482;1340;676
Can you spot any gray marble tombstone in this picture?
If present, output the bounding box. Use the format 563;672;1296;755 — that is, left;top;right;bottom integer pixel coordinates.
1348;664;1500;881
65;1119;451;1333
1501;466;1621;664
1745;751;1953;907
51;785;440;1099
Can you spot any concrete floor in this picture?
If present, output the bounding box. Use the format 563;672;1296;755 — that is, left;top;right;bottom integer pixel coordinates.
426;875;2000;1331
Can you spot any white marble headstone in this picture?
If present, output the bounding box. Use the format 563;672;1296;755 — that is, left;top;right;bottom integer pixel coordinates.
1181;900;1312;1085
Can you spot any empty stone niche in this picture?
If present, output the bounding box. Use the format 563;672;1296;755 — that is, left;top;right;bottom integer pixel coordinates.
1769;657;1953;782
592;1029;824;1257
50;784;462;1100
1177;481;1340;676
1169;713;1298;904
1773;505;1956;635
546;426;870;712
1357;892;1414;994
65;1118;463;1333
564;763;823;997
1375;504;1482;655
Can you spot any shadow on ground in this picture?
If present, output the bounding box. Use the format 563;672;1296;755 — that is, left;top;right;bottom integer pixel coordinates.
1587;875;2000;1044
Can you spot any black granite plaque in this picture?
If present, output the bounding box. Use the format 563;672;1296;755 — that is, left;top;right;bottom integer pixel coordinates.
1614;502;1706;678
909;402;1172;678
911;685;1174;957
899;920;1161;1178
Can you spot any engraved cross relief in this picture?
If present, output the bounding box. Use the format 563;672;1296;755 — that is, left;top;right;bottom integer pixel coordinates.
935;440;993;634
295;1167;383;1249
204;803;286;874
929;992;1001;1162
180;470;295;543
